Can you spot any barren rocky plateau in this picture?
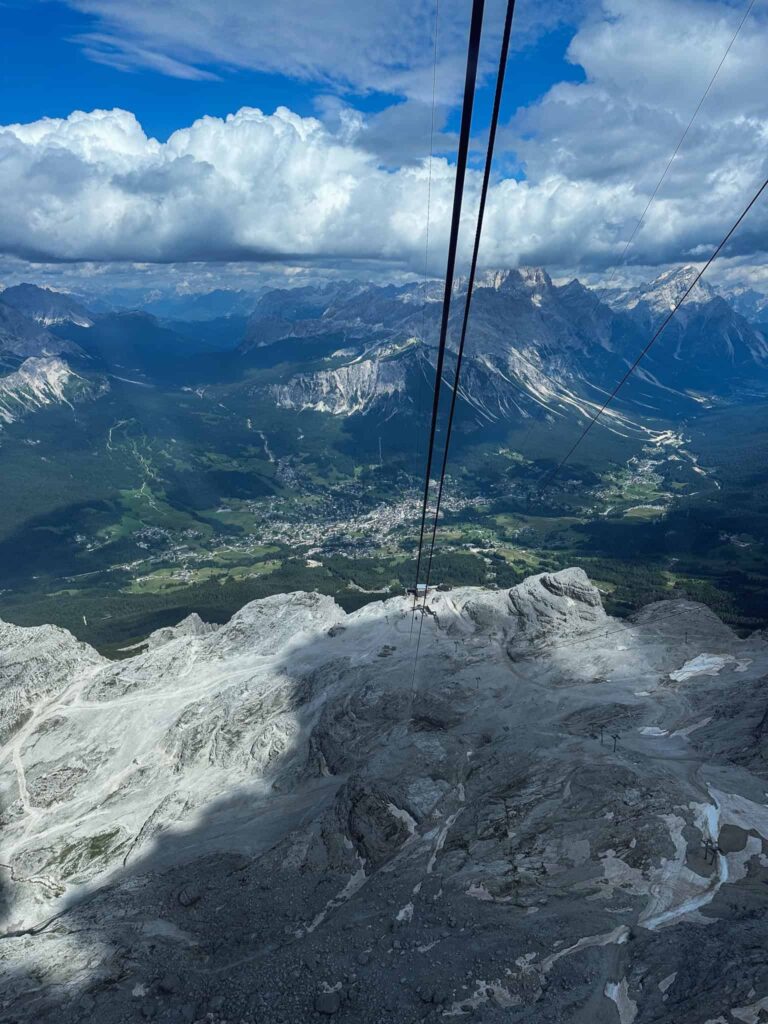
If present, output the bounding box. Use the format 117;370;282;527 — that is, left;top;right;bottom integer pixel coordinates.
1;568;767;1024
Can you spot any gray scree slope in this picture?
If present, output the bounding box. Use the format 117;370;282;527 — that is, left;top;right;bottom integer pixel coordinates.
1;568;767;1023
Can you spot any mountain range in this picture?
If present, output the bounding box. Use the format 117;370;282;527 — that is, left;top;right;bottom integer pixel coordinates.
2;270;767;433
238;266;768;428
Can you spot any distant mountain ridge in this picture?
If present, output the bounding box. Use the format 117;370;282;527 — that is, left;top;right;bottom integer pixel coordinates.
1;267;766;433
0;283;93;328
727;285;768;323
0;300;83;361
142;287;260;321
248;265;768;423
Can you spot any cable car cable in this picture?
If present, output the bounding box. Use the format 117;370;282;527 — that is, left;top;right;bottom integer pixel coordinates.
411;0;486;616
420;0;518;603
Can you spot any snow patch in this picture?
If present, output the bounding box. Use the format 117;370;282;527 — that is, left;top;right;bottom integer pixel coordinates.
305;856;367;934
670;653;736;681
540;926;629;973
604;978;637;1024
672;717;713;738
395;901;413;923
387;802;417;835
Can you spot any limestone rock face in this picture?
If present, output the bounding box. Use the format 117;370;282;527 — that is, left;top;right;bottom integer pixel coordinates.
145;613;217;651
539;567;602;606
0;301;83;359
0;357;105;430
2;570;768;1024
0;618;105;745
506;567;605;648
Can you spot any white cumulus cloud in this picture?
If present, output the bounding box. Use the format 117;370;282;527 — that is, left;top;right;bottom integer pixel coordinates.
1;0;766;275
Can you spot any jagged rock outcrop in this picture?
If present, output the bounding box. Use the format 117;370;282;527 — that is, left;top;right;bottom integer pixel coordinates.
506;567;605;647
0;618;105;745
144;613;217;651
2;570;768;1024
0;357;105;428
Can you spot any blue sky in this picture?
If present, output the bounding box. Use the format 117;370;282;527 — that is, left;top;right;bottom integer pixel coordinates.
0;0;765;296
2;1;320;138
1;1;583;144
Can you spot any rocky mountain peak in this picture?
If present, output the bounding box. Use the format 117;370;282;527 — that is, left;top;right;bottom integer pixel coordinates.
518;265;554;290
646;264;717;307
144;612;218;651
506;567;605;647
3;571;768;1022
476;268;515;291
726;284;768;322
0;300;82;360
612;264;718;314
475;266;554;296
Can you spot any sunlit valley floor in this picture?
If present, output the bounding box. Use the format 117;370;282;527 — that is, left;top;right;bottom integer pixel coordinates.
2;269;768;655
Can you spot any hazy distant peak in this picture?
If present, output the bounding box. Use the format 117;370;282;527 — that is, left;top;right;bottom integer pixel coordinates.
0;300;84;359
474;267;554;294
607;265;718;314
0;282;93;328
